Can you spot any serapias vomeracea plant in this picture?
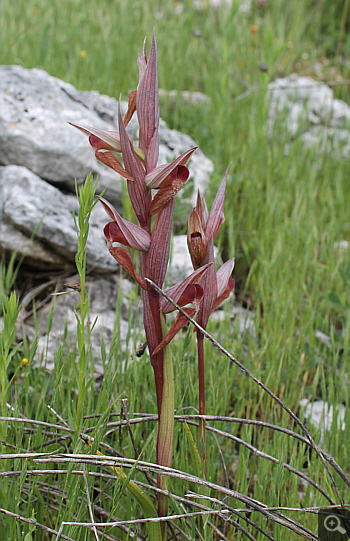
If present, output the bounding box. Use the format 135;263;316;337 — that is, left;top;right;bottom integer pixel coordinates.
71;30;234;535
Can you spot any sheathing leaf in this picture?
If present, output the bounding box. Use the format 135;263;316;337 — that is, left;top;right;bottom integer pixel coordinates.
118;100;150;227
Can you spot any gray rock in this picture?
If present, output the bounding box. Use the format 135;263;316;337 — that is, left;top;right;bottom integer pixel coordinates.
0;65;123;209
267;74;350;156
158;88;211;106
0;165;117;272
169;235;194;285
300;398;346;448
32;274;134;373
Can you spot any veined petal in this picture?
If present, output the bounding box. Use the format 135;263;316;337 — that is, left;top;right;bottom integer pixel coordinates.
160;264;212;313
145;147;197;189
150;178;185;216
94;150;134;181
212;277;235;312
216;258;235;297
147;128;159;175
136;31;159;171
107;246;147;290
187;210;206;269
69;123;122;153
100;197;151;251
152;308;197;355
205;163;231;243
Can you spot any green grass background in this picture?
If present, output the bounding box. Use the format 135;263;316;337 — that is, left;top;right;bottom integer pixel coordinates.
1;0;350;539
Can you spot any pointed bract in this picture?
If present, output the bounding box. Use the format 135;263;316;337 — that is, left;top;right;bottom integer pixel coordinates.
136;31;159;172
197;237;217;329
137;37;148;84
205;163;231;243
145;198;175;287
216;258;235;297
212;277;235;312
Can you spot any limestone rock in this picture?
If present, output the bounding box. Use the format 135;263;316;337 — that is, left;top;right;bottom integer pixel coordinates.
300;398;346;448
267;74;350;156
0;65;123;209
32;274;134;373
0;165;117;272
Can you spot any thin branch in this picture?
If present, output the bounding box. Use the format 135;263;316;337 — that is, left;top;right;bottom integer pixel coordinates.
144;278;345;506
47;405;70;428
0;417;74;433
121;399;139;458
185;419;333;503
32;453;319;540
83;463;100;541
0;507;75;541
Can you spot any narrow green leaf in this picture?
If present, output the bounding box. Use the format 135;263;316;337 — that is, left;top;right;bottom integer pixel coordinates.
183;420;202;478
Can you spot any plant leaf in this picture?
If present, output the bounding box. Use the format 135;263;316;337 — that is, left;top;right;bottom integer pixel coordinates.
183;420;202;478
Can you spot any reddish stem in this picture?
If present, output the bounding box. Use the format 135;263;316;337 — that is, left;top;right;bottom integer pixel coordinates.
197;330;207;476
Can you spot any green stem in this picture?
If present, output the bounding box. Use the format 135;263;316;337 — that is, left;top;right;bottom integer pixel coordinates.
156;315;175;540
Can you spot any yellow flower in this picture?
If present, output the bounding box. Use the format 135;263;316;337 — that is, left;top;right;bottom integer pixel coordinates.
250;24;258;37
21;358;29;365
80;50;87;58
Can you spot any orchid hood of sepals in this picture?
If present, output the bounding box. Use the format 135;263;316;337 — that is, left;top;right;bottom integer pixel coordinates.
187;163;231;269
